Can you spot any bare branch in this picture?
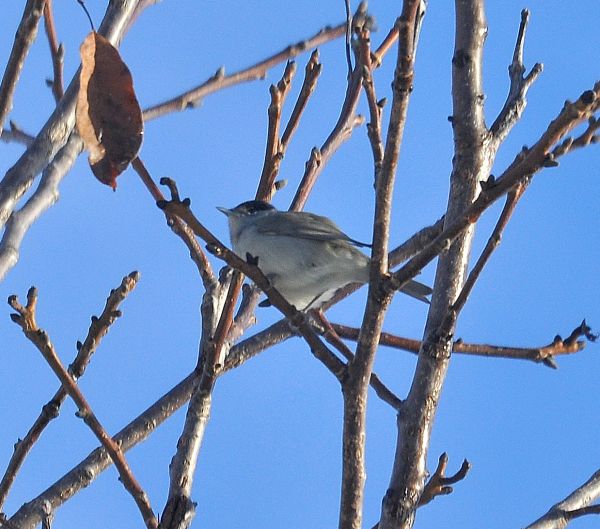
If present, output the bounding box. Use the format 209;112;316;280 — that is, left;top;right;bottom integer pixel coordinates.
551;115;600;158
340;3;428;529
0;0;47;133
331;320;593;367
524;468;600;529
1;121;35;147
42;0;64;102
312;310;402;410
490;9;543;145
0;272;139;511
6;371;198;529
380;1;487;527
280;49;322;150
451;183;526;315
8;288;157;529
132;157;216;288
142;22;348;121
289;81;364;211
0;0;154;232
289;3;369;212
388;82;600;299
418;453;471;506
0;132;81;282
255;61;297;201
357;28;385;183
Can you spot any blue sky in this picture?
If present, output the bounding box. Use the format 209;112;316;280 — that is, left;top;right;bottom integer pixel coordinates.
1;1;598;528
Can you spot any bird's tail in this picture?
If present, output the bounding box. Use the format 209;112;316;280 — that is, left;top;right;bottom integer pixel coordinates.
400;279;433;304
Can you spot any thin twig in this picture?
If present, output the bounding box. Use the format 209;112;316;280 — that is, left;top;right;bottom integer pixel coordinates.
132;157;216;288
490;9;543;145
452;183;526;315
6;371;199;529
281;49;322;150
418;453;471;506
551;115;600;158
289;3;369;212
142;22;349;121
344;0;353;77
43;0;65;102
330;320;594;367
0;271;139;511
0;0;47;133
8;288;158;529
312;310;402;410
371;23;399;68
255;61;297;201
357;27;385;184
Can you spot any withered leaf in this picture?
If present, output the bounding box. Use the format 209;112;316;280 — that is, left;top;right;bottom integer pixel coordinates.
76;32;143;190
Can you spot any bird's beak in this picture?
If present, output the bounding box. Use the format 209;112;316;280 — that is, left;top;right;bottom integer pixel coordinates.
216;206;232;216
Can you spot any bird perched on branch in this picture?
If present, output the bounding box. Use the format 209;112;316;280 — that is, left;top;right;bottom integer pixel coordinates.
218;200;431;310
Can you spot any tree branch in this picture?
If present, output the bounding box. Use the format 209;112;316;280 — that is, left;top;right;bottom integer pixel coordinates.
0;0;153;234
8;287;157;529
380;1;487;527
340;3;427;529
5;371;198;529
0;272;139;512
0;132;81;282
132;157;216;288
0;0;47;133
255;61;297;201
313;310;402;411
524;468;600;529
330;320;594;367
490;9;542;146
42;0;64;103
388;81;600;300
418;453;471;506
141;21;349;121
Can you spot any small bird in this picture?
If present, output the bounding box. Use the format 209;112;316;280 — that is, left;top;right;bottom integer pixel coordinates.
218;200;432;310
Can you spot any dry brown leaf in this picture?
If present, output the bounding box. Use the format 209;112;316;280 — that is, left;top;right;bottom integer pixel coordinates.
76;32;143;190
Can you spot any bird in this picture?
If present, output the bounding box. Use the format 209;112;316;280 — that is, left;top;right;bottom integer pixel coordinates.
217;200;432;310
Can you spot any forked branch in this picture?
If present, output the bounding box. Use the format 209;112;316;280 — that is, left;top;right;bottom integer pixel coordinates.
8;287;157;529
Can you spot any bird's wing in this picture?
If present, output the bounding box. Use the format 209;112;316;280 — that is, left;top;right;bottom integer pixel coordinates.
253;212;371;247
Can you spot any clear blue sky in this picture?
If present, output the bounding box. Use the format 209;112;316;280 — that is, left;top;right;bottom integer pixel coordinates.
1;1;598;528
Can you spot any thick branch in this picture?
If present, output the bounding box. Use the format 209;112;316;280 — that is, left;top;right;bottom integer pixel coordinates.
0;132;81;282
0;0;151;231
524;469;600;529
379;1;488;527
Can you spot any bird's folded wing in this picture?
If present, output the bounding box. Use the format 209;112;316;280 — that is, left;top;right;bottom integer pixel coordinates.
253;212;371;247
